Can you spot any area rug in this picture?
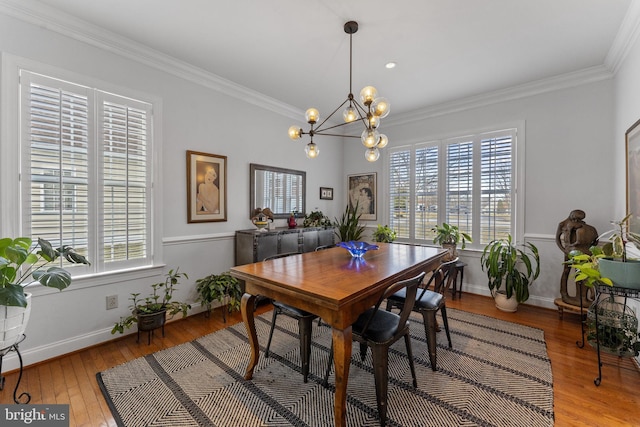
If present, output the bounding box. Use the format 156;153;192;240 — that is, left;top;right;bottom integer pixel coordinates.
97;308;554;426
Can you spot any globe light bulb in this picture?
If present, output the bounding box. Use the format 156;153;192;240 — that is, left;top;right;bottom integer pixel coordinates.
343;106;358;123
305;142;319;159
288;126;302;140
377;134;388;148
361;128;380;148
371;97;390;118
359;86;378;105
305;108;320;124
365;147;380;162
368;115;380;129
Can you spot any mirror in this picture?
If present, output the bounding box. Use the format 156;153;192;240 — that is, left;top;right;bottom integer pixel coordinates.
250;163;306;219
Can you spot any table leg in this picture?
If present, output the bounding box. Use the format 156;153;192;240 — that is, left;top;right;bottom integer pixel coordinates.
332;326;352;427
241;293;258;380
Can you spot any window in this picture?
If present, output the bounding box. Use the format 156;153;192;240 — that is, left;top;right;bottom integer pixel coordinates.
388;128;519;248
20;70;154;273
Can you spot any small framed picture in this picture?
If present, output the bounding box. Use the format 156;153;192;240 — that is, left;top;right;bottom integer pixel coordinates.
186;150;227;223
320;187;333;200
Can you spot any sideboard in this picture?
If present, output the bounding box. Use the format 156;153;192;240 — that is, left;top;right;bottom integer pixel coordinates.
235;227;335;266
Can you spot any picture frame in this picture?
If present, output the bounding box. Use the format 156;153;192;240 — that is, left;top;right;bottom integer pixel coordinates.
626;118;640;234
347;173;377;221
186;150;227;223
320;187;333;200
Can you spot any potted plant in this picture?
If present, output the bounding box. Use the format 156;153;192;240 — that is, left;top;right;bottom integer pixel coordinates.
480;234;540;312
0;237;90;349
195;271;242;322
593;213;640;289
431;222;472;258
303;210;332;228
372;225;397;243
334;202;365;242
111;268;191;343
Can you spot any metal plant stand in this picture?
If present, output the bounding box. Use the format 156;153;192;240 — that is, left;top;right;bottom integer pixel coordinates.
579;285;640;386
0;334;31;403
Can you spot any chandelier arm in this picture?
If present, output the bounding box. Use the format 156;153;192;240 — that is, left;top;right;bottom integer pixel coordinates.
313;98;350;130
312;131;361;139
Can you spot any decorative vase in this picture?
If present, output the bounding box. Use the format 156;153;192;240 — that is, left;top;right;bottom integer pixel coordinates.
0;293;32;350
288;214;297;229
598;258;640;289
493;290;518;312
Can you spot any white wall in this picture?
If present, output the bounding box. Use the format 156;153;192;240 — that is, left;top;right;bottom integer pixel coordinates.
0;12;345;369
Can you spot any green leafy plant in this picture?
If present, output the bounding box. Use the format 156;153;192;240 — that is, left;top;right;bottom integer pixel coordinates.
480;234;540;303
372;225;397;243
303;210;332;228
334;202;365;242
195;271;242;321
598;213;640;261
567;246;613;288
0;237;90;307
431;223;472;249
111;268;191;334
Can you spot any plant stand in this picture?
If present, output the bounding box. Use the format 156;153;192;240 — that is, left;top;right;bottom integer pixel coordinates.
136;310;167;345
0;334;30;404
579;284;640;386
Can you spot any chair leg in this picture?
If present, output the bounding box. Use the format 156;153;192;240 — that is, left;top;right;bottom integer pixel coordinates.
323;343;333;387
440;306;452;348
370;345;390;427
298;317;313;383
359;342;368;361
403;333;418;388
264;308;279;358
421;310;438;371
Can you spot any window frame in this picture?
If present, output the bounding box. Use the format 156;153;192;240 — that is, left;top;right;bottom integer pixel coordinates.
384;122;525;250
1;54;164;284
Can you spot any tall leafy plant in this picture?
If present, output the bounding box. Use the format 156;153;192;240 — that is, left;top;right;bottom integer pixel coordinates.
334;202;365;242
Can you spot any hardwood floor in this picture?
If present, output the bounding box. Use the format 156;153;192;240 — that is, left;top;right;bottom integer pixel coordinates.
1;293;639;426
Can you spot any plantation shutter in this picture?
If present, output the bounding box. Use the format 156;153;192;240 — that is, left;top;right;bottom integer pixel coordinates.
389;149;411;238
445;139;473;238
415;144;439;240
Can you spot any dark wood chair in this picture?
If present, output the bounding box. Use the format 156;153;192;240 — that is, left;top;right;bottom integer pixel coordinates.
386;257;459;371
263;252;318;383
324;272;425;427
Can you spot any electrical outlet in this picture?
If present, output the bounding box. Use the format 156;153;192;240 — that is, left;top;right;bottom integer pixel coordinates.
106;295;118;310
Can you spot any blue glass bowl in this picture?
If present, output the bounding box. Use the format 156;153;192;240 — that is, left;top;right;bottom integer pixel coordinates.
337;241;379;258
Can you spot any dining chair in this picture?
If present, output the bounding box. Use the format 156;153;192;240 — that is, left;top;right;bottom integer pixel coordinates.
323;272;425;427
263;252;318;383
385;257;459;371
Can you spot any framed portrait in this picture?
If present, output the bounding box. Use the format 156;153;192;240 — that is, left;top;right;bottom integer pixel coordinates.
320;187;333;200
347;173;376;221
626;118;640;234
186;150;227;223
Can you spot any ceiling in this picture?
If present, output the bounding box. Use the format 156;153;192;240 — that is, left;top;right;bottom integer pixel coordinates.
25;0;635;120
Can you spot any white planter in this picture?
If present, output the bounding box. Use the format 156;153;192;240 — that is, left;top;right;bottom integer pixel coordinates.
493;290;519;312
0;293;32;350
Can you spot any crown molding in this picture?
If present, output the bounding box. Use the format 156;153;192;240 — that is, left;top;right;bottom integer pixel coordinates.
605;1;640;74
0;0;303;121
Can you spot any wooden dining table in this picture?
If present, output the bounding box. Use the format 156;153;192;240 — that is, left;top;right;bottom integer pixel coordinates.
229;242;446;427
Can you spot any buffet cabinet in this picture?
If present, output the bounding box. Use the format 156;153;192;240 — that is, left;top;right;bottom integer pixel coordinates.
235;227;335;266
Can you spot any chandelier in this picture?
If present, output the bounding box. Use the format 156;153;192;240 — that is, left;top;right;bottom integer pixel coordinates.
288;21;390;162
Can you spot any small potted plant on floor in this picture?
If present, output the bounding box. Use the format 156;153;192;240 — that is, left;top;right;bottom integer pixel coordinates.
372;225;397;243
111;268;191;343
0;237;90;349
195;271;242;322
480;234;540;312
432;222;472;258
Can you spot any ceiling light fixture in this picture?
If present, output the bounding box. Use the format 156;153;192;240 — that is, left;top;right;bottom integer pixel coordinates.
288;21;390;162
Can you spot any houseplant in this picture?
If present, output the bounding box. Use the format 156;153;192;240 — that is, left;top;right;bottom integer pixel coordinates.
334;202;365;242
0;237;90;349
431;222;472;258
480;234;540;312
372;225;397;243
195;271;242;322
111;268;191;341
303;210;332;228
594;213;640;289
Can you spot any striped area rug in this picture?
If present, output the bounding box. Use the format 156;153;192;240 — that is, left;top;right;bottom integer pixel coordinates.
97;308;554;426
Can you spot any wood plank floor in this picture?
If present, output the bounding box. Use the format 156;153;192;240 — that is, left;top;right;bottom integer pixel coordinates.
1;293;639;426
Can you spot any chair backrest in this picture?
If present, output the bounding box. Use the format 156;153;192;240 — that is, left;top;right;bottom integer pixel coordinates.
315;244;335;251
359;272;426;337
263;252;301;262
417;258;459;300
